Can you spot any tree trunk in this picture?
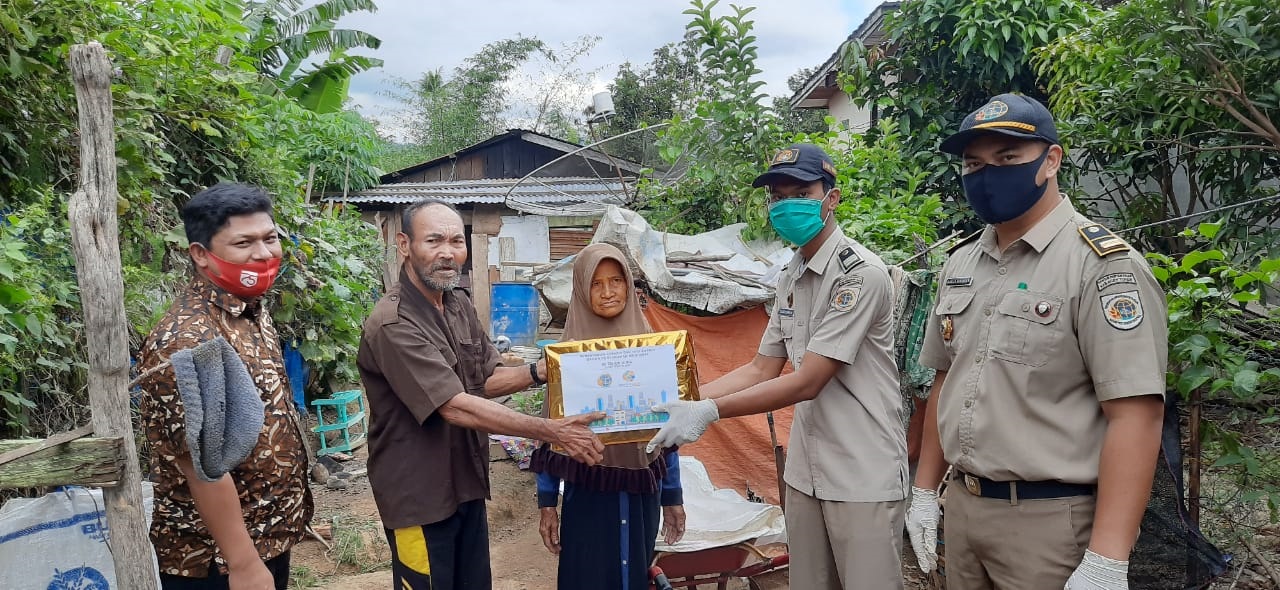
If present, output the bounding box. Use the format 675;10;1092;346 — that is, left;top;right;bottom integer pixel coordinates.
67;42;157;590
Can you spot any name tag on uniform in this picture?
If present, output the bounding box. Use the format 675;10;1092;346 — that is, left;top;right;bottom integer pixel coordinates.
945;277;973;287
779;308;795;318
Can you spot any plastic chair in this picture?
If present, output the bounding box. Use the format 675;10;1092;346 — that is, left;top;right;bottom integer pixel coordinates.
311;389;367;456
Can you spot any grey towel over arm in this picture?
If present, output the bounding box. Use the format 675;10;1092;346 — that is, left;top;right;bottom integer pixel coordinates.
170;336;266;482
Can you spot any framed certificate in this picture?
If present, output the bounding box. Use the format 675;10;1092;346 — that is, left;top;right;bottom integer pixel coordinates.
545;330;701;445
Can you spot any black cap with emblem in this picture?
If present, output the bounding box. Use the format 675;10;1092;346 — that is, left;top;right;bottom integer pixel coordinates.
752;143;838;188
940;93;1060;156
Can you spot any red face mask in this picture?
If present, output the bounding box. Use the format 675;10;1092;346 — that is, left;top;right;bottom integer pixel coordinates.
202;249;281;299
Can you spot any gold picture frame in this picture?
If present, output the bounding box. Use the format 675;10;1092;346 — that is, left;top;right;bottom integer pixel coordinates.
544;330;702;446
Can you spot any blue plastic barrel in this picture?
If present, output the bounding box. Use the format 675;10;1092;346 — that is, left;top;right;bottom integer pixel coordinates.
491;283;540;347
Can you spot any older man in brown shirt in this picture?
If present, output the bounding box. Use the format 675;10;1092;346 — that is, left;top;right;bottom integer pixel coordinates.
907;94;1167;590
138;183;312;590
358;199;604;590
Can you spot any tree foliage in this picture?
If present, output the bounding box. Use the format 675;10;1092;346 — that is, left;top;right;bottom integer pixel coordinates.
1036;0;1280;259
1148;223;1280;520
392;37;546;160
0;0;384;435
639;0;944;261
642;0;782;237
840;0;1094;201
773;67;828;137
512;35;602;142
592;40;707;163
244;0;384;114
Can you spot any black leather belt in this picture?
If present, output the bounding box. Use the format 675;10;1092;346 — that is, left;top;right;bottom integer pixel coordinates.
957;471;1095;500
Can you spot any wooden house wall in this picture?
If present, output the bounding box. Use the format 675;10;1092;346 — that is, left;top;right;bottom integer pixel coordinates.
392;140;628;183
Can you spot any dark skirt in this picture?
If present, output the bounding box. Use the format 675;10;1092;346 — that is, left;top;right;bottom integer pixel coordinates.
557;484;661;590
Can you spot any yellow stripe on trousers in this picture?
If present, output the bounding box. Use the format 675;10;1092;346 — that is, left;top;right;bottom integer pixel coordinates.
393;526;432;575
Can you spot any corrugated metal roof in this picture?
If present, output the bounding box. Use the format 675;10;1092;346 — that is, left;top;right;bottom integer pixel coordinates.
329;177;632;207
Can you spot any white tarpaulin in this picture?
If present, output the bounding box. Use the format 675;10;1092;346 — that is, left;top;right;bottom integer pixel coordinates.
534;206;791;315
655;456;786;553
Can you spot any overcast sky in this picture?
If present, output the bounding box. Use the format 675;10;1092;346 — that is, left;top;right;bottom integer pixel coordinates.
339;0;881;139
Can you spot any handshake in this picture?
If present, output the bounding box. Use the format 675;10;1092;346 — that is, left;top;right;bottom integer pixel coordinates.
551;399;721;464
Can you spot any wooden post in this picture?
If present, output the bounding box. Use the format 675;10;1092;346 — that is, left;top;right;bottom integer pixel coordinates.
472;232;492;333
498;237;520;281
378;209;405;291
304;163;316;203
67;42;157;590
1188;303;1205;527
1189;387;1202;527
470;206;503;335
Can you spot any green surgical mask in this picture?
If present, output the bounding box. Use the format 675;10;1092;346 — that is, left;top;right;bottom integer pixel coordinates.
768;194;830;246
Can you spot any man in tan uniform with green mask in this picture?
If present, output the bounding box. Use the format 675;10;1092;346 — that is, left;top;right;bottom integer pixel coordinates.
648;143;910;590
906;93;1167;590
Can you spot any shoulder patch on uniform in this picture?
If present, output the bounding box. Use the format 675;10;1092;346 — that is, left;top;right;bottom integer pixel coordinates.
1078;223;1130;257
1100;290;1144;330
830;283;861;312
946;231;981;254
837;246;864;273
1096;272;1137;291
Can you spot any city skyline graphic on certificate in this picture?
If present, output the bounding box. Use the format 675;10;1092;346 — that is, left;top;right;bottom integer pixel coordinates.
578;389;672;430
560;344;678;434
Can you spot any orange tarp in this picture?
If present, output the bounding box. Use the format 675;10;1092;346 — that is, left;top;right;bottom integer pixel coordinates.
641;299;927;507
642;301;793;505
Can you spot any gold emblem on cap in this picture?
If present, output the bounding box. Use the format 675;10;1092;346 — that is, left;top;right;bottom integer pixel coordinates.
771;149;799;165
973;100;1009;122
821;161;836;176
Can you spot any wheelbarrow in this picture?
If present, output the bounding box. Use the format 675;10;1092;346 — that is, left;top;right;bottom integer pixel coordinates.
649;541;789;590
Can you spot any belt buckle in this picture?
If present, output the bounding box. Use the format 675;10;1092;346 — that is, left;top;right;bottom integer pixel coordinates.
963;473;981;496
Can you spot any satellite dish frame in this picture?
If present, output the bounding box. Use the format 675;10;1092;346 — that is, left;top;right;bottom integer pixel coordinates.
503;123;676;215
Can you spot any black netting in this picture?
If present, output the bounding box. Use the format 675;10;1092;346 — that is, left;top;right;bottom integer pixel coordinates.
1129;393;1229;589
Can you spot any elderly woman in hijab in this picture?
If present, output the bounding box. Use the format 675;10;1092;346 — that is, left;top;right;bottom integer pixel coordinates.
531;242;686;590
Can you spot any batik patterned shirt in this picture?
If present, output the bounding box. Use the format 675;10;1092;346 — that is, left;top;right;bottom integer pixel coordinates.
137;275;313;577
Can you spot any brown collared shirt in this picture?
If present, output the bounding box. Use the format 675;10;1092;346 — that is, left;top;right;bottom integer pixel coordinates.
138;275;313;577
919;199;1168;483
357;272;501;529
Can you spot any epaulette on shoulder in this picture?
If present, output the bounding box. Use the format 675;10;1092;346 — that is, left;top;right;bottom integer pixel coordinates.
946;231;981;254
837;245;865;273
1077;223;1130;257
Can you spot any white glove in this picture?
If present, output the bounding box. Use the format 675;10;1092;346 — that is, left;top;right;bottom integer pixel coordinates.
645;399;719;452
1065;549;1129;589
906;486;940;573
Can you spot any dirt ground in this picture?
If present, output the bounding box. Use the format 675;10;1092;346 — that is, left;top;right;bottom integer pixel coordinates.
289;413;1280;590
289;444;588;590
287;439;947;590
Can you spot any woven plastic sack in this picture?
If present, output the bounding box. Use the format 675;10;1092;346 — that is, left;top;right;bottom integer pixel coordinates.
0;484;159;590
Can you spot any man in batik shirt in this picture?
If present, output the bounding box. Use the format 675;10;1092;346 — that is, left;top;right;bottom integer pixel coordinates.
138;183;313;590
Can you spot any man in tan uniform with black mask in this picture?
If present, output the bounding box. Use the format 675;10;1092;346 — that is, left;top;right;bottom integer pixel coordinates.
906;94;1167;590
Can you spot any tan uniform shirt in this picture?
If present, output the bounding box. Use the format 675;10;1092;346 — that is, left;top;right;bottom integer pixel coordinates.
760;229;909;503
919;199;1168;484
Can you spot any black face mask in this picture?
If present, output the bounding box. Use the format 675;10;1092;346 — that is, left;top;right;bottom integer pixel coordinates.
961;147;1052;224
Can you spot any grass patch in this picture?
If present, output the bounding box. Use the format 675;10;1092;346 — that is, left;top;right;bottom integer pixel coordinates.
289;565;321;589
